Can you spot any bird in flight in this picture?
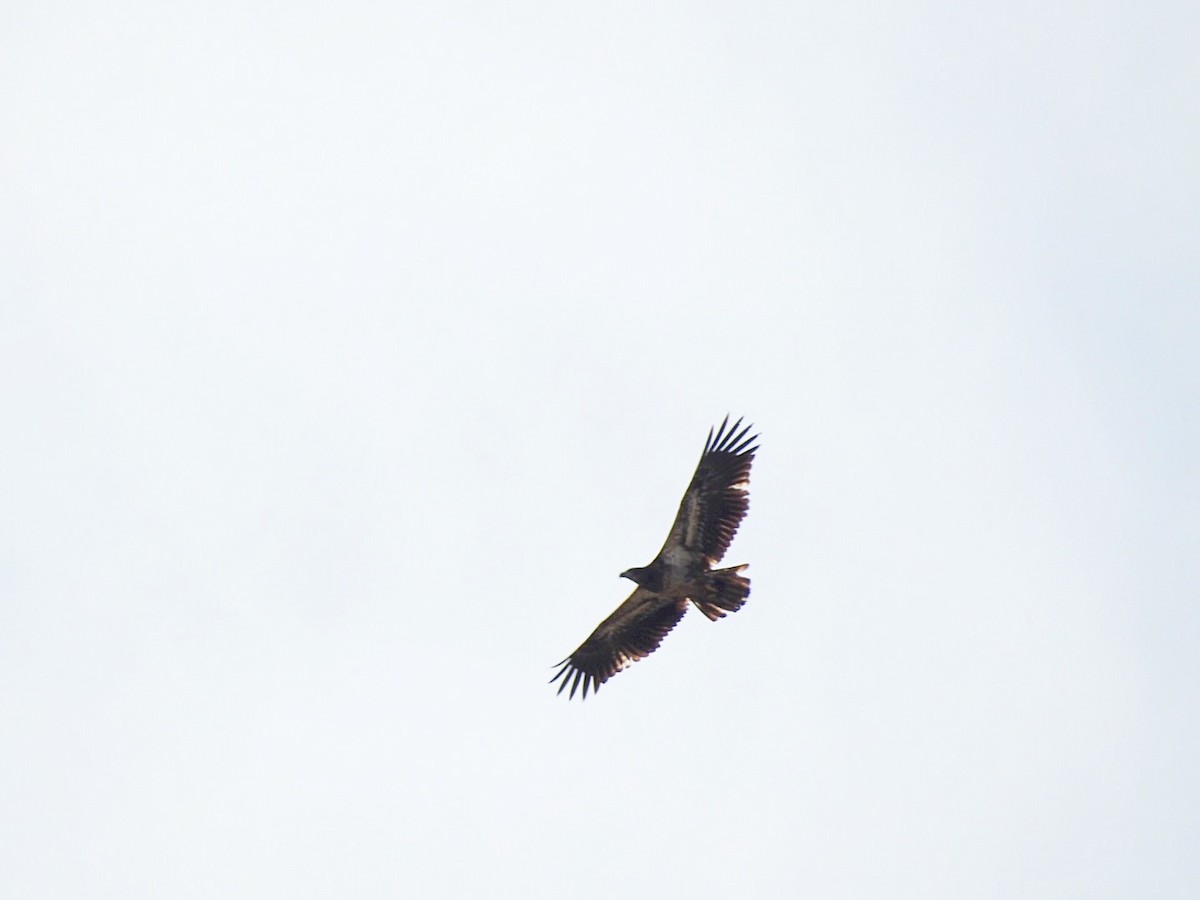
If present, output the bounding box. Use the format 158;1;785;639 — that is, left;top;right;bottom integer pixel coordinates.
551;416;759;699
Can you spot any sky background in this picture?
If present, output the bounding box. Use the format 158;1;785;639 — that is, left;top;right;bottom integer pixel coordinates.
2;2;1198;897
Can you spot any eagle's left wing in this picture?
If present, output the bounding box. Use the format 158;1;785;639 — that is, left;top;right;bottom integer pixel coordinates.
661;415;758;565
550;588;689;700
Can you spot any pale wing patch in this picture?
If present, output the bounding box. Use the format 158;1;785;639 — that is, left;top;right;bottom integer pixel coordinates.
679;493;704;549
661;543;693;567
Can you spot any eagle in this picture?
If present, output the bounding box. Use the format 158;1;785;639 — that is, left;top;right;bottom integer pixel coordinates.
551;415;759;699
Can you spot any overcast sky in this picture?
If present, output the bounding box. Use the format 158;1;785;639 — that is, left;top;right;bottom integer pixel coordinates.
2;2;1198;897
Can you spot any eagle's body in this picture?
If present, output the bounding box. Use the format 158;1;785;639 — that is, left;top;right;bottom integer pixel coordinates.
551;416;758;699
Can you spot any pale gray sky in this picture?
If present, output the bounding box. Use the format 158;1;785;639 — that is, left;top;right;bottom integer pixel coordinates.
2;2;1197;897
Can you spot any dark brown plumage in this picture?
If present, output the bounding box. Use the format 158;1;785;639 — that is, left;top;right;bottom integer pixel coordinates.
551;416;759;699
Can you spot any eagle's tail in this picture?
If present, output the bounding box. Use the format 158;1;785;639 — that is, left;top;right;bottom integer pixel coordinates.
693;565;750;621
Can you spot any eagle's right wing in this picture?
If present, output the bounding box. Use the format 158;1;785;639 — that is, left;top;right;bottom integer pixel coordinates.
551;588;688;700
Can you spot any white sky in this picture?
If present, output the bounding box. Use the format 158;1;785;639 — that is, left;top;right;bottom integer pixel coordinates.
2;2;1197;897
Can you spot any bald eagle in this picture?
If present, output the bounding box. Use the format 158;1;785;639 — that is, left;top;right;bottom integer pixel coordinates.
551;416;759;699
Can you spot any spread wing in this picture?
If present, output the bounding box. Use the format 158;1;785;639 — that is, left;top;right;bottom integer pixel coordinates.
550;588;689;700
662;415;758;565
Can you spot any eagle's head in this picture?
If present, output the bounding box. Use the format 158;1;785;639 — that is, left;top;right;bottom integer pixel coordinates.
620;566;657;588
